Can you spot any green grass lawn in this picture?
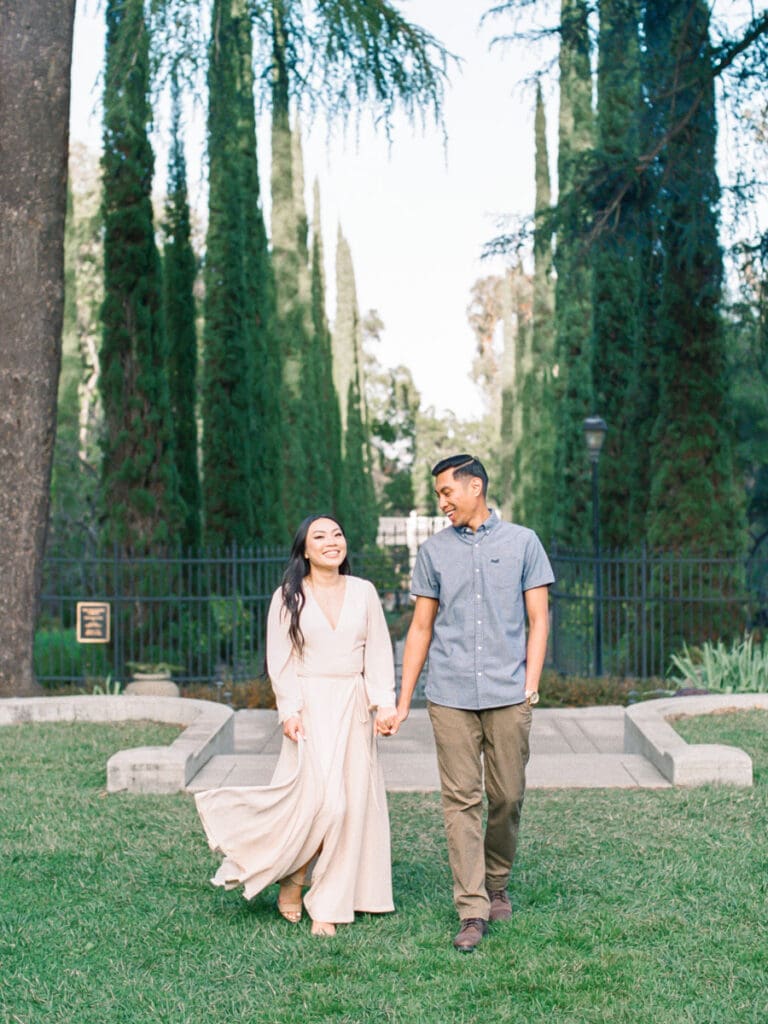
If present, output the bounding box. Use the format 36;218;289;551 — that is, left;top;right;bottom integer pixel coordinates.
1;717;767;1024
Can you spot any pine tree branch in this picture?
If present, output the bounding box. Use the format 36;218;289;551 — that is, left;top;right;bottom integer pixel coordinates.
711;10;768;79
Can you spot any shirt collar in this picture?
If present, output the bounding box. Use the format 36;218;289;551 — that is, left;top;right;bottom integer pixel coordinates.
455;509;499;539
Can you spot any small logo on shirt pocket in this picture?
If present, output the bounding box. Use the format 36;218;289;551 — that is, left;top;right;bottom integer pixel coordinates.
487;556;521;591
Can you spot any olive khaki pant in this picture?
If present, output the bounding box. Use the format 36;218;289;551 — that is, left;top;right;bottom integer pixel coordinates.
427;700;532;920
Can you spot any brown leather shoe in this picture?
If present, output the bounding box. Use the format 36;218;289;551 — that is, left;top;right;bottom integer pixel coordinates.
487;889;512;922
453;917;489;952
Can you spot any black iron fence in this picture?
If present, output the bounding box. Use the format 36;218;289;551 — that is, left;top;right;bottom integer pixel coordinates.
38;546;287;688
35;540;768;688
36;544;414;689
549;545;768;677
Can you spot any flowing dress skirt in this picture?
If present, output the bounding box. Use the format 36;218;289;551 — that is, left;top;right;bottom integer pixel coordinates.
195;672;394;923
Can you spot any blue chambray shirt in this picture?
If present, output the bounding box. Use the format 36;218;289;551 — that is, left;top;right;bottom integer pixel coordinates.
410;511;555;710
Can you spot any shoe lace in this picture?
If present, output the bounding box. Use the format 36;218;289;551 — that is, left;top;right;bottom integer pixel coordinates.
461;917;486;930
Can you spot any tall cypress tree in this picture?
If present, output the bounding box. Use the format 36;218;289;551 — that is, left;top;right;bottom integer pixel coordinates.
644;0;745;552
334;227;377;545
269;4;300;341
269;8;310;525
292;121;313;332
333;226;365;438
100;0;181;549
163;73;201;550
203;0;281;545
236;3;285;543
202;0;251;545
524;82;557;544
552;0;595;549
591;0;645;550
340;374;378;553
289;127;328;514
310;180;342;512
497;266;534;525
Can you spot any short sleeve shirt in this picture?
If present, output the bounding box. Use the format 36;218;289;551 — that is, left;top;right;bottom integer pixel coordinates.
410;511;555;710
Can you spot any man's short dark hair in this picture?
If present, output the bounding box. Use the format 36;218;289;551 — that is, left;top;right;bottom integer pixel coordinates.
432;454;488;496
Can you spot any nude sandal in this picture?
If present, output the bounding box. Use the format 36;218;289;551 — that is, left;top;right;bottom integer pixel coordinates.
277;870;306;924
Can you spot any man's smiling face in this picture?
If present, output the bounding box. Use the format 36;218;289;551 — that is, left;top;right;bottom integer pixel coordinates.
434;469;484;530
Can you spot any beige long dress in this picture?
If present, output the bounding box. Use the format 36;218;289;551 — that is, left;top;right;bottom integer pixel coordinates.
194;575;397;923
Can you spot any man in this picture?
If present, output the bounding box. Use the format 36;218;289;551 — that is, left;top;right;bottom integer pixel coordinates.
392;454;554;952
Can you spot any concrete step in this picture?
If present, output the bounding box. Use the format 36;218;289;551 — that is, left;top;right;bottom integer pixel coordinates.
187;748;669;792
186;706;669;792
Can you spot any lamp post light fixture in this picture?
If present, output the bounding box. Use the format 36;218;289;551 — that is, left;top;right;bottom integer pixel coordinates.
583;416;608;465
583;416;607;676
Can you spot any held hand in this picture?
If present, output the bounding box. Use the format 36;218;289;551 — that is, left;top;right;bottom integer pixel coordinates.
382;704;409;737
391;703;411;736
283;715;305;742
374;706;398;736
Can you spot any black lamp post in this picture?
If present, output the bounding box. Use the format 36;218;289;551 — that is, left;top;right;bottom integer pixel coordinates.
583;416;607;676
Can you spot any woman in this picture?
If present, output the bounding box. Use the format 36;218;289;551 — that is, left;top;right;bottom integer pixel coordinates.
195;514;398;937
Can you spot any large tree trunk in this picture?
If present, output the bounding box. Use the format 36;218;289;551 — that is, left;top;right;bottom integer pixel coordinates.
0;1;76;696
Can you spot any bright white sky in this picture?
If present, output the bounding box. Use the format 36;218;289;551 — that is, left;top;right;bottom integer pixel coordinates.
70;0;551;421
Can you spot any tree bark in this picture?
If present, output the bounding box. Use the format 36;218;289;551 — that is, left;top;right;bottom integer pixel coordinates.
0;1;76;695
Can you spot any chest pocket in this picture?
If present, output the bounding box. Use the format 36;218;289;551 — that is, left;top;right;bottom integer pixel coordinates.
485;556;521;593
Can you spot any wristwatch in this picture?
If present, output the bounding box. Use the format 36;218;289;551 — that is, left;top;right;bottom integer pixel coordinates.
525;690;540;706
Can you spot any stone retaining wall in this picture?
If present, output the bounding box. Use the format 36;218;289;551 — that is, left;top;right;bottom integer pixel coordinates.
624;693;768;786
0;695;234;794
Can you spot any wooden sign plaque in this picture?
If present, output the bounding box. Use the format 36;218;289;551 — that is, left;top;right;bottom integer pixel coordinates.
76;602;111;644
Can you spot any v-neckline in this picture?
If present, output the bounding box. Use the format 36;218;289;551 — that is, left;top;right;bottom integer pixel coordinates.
307;577;348;632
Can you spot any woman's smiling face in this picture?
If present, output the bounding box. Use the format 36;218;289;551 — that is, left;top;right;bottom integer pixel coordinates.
304;518;347;570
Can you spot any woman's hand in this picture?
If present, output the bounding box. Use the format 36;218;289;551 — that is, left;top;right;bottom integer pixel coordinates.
380;702;410;737
374;706;398;736
283;715;305;742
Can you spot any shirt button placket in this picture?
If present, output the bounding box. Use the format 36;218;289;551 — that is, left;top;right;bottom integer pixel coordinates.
474;541;483;699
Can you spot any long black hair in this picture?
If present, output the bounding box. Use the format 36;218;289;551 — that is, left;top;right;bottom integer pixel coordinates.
281;513;351;657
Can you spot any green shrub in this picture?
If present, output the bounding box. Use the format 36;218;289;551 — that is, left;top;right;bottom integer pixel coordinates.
34;626;110;688
667;633;768;693
180;676;276;709
538;669;672;708
355;545;411;595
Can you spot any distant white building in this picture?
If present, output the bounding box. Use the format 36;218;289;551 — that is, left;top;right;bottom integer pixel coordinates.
377;511;449;571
